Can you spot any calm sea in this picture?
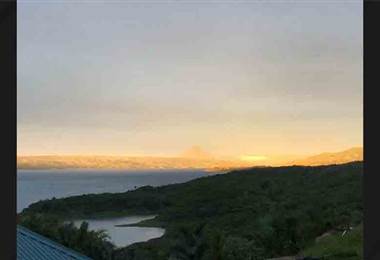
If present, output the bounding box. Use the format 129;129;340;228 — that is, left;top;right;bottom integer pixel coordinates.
17;169;208;213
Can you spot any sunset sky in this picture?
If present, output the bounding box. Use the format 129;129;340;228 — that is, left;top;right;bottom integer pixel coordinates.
17;1;362;158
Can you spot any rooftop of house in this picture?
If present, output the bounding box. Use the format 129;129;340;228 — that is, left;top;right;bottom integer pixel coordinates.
17;225;92;260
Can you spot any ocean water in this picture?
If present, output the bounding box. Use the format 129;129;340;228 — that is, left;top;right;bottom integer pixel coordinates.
17;169;207;213
17;169;207;247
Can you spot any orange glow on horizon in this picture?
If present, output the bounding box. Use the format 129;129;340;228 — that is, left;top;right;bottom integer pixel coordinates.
239;155;268;162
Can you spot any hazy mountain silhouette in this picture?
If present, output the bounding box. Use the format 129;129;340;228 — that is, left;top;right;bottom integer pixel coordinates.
17;147;363;170
291;147;363;166
179;146;213;160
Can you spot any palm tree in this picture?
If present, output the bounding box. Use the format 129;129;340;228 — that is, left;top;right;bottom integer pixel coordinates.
169;223;208;260
209;232;225;260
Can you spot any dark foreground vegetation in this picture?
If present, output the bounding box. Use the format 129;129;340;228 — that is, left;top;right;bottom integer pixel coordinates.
19;161;363;260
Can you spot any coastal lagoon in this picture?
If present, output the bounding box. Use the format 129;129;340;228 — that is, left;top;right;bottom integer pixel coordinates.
73;215;165;247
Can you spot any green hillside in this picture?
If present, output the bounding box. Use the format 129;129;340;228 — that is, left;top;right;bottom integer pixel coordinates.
301;224;362;260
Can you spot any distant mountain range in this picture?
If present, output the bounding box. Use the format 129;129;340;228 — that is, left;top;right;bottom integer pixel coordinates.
290;147;363;166
180;145;213;160
16;155;251;171
17;147;363;171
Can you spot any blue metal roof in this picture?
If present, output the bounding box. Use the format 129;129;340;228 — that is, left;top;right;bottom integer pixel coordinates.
17;225;93;260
